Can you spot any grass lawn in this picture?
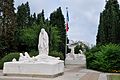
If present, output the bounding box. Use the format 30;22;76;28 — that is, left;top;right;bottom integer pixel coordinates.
108;75;120;80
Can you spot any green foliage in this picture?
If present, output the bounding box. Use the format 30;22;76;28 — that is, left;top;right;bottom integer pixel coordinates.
86;45;101;69
50;7;66;56
97;0;120;45
0;38;7;59
17;24;41;51
29;50;39;57
74;42;90;54
86;43;120;72
49;51;64;60
37;10;45;25
0;52;20;69
74;45;80;54
0;0;16;53
17;2;30;28
49;27;61;52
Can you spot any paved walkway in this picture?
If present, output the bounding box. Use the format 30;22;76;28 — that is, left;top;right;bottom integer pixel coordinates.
0;64;119;80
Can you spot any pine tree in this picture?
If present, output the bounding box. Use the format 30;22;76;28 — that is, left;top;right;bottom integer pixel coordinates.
50;7;66;59
37;10;45;25
33;13;36;21
96;0;120;45
2;0;16;51
0;0;3;36
17;2;30;29
25;2;30;26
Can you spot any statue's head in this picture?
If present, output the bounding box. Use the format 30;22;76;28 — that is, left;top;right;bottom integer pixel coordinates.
41;28;45;34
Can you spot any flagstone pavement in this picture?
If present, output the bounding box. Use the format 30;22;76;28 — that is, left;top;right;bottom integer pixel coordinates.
0;64;119;80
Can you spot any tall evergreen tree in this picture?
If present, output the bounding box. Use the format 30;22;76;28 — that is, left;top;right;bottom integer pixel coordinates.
17;2;30;29
28;13;37;25
0;0;3;36
50;7;66;59
96;0;120;45
25;2;30;26
2;0;16;52
37;10;45;25
33;13;36;21
0;0;4;57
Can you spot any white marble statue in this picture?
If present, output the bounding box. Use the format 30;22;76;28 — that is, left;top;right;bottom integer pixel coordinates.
71;47;74;54
38;28;49;55
3;28;64;77
79;50;83;54
19;53;25;61
19;52;31;62
14;28;61;63
12;58;17;62
24;52;31;59
66;46;75;60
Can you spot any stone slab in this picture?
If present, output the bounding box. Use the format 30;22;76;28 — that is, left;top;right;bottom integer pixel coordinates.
65;59;86;64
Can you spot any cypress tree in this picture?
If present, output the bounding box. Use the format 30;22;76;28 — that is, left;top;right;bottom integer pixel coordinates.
96;0;120;45
0;0;3;36
25;2;30;26
50;7;66;59
33;13;36;21
37;10;45;25
17;2;30;29
2;0;16;51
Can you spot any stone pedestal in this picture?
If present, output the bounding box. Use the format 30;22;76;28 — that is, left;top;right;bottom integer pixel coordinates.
65;59;86;64
3;61;64;78
3;28;64;78
65;54;86;64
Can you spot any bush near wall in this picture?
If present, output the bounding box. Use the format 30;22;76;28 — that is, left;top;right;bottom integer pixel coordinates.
29;50;39;57
49;51;64;60
0;53;20;69
86;43;120;72
0;51;37;69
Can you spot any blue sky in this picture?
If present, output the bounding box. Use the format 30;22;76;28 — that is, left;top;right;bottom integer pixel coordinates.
14;0;120;45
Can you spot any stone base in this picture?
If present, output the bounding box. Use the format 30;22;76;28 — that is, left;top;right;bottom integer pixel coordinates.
3;62;64;78
65;59;86;64
65;54;86;65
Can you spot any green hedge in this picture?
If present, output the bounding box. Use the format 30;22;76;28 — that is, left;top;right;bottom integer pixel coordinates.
29;50;39;57
0;51;39;69
86;43;120;72
0;53;20;69
49;51;64;60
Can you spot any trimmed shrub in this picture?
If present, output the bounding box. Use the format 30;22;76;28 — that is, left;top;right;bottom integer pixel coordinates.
86;43;120;72
86;45;101;69
0;53;20;69
49;51;64;60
